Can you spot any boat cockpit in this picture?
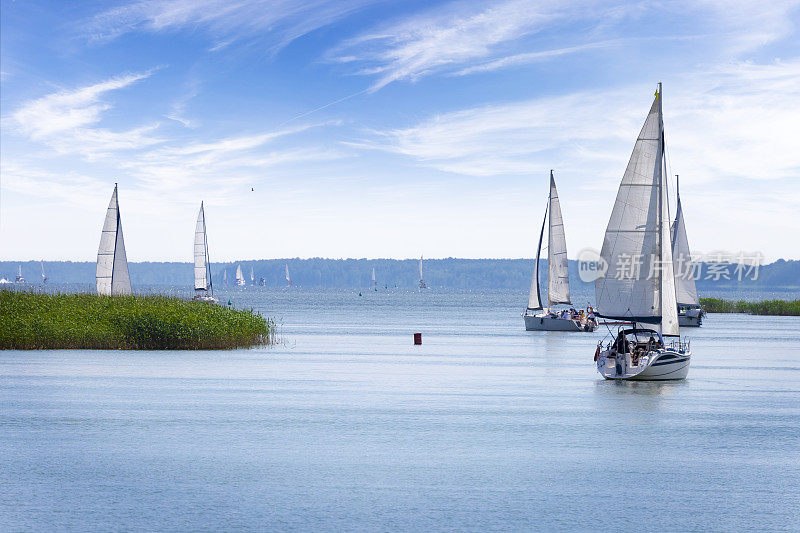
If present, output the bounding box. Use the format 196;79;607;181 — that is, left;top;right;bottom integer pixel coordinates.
609;328;665;363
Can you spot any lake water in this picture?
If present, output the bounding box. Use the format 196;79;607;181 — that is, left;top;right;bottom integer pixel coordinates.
2;288;799;531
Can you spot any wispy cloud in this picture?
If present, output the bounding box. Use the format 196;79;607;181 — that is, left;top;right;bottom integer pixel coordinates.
331;0;575;91
82;0;383;54
331;0;800;91
9;71;162;159
165;78;199;128
355;59;800;184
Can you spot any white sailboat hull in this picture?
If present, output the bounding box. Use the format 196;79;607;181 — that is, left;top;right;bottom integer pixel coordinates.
597;347;691;381
524;313;597;332
678;315;702;327
678;308;703;327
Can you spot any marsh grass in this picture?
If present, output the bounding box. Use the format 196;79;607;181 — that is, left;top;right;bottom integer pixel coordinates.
1;290;273;350
700;298;800;316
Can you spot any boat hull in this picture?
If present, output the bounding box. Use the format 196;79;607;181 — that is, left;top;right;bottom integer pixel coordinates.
678;314;702;327
678;308;703;327
524;314;596;332
597;348;691;381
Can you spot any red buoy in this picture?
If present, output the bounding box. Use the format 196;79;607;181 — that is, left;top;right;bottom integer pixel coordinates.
414;333;422;345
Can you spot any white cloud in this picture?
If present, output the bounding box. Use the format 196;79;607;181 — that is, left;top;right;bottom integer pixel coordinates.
357;59;800;183
331;0;577;91
82;0;382;53
10;72;162;159
331;0;800;90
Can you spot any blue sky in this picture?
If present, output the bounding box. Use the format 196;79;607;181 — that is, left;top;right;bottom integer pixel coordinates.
1;0;799;262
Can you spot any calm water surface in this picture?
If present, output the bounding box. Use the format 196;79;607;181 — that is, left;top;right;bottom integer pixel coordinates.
2;288;799;531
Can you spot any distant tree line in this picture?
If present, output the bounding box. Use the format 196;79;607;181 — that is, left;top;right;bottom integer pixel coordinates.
1;258;797;290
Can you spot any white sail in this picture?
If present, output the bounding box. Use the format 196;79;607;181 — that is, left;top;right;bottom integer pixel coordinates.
660;167;680;336
527;203;548;311
41;261;47;282
285;264;292;285
547;171;571;306
372;267;376;284
235;264;245;286
250;266;254;283
671;186;699;306
596;89;670;327
96;184;132;296
194;202;211;292
419;256;424;281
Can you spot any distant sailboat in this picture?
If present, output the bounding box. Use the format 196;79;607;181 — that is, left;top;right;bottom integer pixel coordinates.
671;176;703;327
418;256;427;289
96;183;132;296
235;264;246;286
40;261;47;283
372;267;377;290
193;202;217;302
250;266;255;285
594;83;691;380
15;265;25;284
285;264;292;287
223;269;228;285
524;171;595;332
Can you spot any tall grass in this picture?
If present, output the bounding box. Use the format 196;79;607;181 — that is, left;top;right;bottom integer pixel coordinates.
700;297;800;316
0;290;273;350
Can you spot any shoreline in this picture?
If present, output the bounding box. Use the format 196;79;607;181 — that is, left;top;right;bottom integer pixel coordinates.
700;297;800;316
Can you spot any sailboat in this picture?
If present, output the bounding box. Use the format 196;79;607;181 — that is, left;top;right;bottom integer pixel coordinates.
671;176;703;327
193;202;217;302
15;265;25;283
418;256;427;289
235;264;246;286
524;171;596;332
250;266;255;286
594;83;691;380
285;264;292;287
40;261;47;283
223;269;228;285
372;267;377;291
96;183;132;296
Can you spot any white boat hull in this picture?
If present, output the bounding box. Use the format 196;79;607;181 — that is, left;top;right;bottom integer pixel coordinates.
524;314;597;332
678;314;702;327
597;348;691;381
678;308;703;327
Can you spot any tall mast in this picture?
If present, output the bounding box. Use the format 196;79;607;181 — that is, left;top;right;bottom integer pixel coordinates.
656;83;663;324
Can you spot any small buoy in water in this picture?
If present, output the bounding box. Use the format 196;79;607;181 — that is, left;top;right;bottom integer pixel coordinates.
358;292;362;297
414;333;422;345
228;300;232;306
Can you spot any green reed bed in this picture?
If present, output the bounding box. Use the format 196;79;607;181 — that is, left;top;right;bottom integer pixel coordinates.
0;290;274;350
700;297;800;316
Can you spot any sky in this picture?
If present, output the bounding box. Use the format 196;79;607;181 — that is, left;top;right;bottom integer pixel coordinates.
1;0;799;262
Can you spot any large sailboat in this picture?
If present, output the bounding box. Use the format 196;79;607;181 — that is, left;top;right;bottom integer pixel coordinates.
96;183;132;296
235;264;246;286
15;265;25;284
594;84;691;380
193;202;217;302
418;256;427;289
671;176;703;327
524;171;596;332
